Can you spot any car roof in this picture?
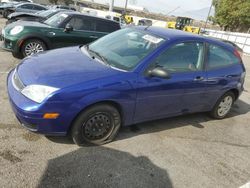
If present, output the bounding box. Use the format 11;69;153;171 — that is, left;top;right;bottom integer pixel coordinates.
61;12;120;24
135;26;235;51
17;2;46;7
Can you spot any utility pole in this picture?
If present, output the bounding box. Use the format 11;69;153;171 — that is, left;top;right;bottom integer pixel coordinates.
124;0;128;14
204;0;213;31
109;0;114;12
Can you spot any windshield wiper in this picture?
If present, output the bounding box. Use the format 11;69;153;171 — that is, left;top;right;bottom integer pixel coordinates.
88;48;110;67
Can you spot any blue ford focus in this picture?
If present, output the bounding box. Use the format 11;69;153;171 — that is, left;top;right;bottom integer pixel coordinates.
7;27;246;145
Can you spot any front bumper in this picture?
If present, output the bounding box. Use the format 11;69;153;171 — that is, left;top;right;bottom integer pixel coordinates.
0;30;19;53
7;70;74;136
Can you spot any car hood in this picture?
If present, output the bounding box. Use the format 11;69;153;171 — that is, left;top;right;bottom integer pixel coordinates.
8;12;41;18
17;46;121;88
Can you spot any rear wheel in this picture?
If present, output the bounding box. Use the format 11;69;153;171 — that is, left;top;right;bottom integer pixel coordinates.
71;104;121;146
210;91;235;119
21;39;47;57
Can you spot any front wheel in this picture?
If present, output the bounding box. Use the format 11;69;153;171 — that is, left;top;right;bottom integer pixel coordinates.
210;91;235;119
71;104;121;146
21;39;47;57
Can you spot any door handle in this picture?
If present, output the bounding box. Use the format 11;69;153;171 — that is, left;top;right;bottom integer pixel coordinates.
193;76;204;81
48;32;55;36
89;35;98;39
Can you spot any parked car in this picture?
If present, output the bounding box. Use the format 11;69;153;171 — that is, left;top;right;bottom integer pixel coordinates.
1;0;33;3
0;2;7;14
1;12;121;58
51;5;76;11
138;19;152;26
0;1;19;16
6;9;73;24
2;2;47;18
7;27;246;146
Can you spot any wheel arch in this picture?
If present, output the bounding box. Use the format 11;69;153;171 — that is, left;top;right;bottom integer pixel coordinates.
67;100;124;135
228;88;239;100
17;34;52;53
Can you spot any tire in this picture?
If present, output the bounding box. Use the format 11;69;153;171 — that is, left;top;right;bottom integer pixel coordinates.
3;10;11;18
12;51;23;59
2;10;7;18
71;104;121;146
210;91;235;119
21;39;47;57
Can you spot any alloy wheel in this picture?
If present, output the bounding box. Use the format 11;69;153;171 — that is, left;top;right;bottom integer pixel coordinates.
24;42;44;56
217;96;233;117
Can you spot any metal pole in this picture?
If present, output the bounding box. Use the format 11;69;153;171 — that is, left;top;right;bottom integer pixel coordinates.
124;0;128;14
204;0;213;31
109;0;114;12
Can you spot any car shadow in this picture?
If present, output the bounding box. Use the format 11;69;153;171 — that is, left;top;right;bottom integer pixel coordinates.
37;146;173;188
46;99;250;145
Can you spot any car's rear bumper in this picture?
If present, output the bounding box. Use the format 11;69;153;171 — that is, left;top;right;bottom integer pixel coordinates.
7;70;72;136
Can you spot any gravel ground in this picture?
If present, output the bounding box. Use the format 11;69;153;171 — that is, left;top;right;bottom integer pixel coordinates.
0;17;250;188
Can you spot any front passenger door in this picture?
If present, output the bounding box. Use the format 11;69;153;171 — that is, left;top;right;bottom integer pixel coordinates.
134;42;207;122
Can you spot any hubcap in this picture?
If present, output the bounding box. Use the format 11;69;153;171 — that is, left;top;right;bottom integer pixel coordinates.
24;42;44;56
217;96;233;117
82;113;114;141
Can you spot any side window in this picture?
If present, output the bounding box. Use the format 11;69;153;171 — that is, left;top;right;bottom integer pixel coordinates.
20;4;33;9
33;5;46;10
68;16;95;31
96;20;119;33
207;44;239;69
151;42;204;73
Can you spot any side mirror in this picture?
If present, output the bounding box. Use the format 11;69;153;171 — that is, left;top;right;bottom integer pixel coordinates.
64;24;73;32
148;67;171;79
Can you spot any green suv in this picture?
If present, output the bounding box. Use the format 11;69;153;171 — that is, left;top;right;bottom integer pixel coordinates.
0;12;120;58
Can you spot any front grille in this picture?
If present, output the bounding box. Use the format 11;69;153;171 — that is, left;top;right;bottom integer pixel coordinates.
12;69;25;91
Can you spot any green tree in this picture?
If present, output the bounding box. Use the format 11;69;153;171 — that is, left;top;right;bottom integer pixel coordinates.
213;0;250;31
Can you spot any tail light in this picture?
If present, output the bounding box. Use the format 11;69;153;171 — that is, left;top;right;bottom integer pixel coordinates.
234;49;243;63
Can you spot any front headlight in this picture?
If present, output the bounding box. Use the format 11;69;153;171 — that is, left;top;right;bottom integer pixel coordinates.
21;85;59;103
10;26;23;35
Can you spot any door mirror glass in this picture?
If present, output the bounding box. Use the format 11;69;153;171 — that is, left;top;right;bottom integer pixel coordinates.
64;23;73;32
148;67;171;79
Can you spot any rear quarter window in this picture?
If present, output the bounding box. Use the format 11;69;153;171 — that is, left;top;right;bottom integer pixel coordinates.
207;44;239;70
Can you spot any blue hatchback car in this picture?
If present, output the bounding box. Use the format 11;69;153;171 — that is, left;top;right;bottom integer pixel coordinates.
7;27;246;145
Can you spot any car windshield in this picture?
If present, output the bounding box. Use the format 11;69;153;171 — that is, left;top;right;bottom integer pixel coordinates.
37;9;57;17
43;12;68;27
84;28;165;71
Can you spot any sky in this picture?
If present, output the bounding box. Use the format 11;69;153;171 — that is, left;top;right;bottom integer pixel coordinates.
91;0;212;14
